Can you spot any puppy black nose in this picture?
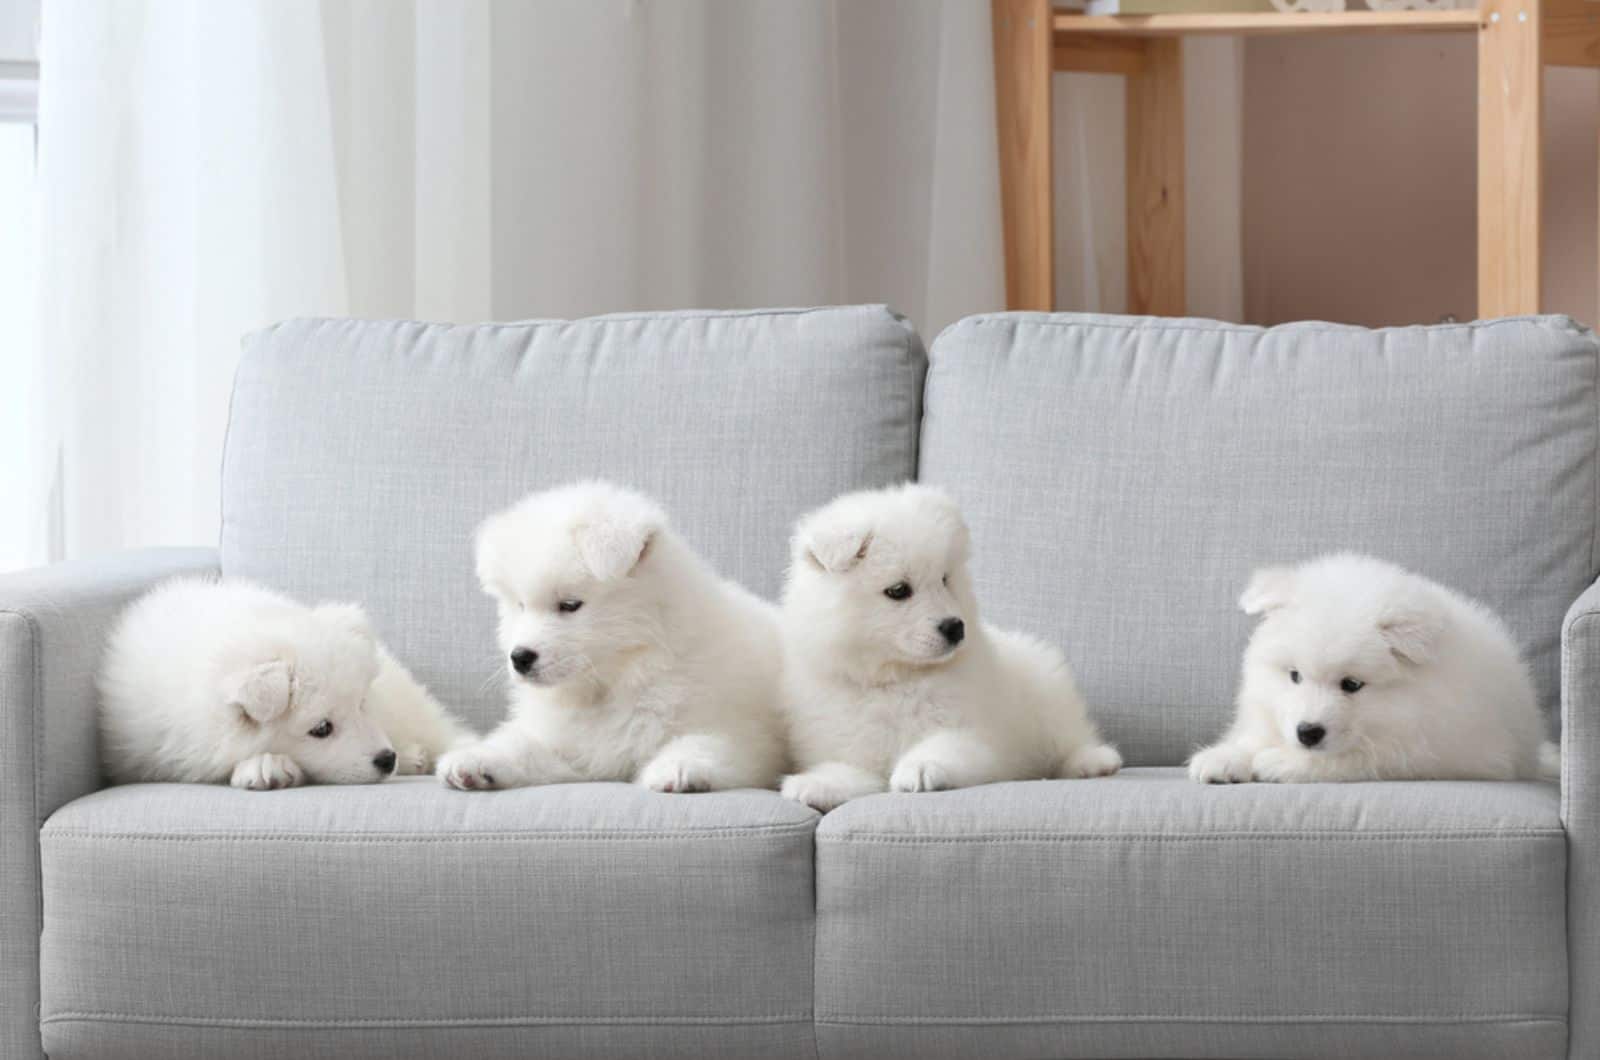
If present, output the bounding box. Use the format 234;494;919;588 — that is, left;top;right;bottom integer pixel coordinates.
938;618;965;646
1297;723;1326;748
510;647;539;675
373;750;397;774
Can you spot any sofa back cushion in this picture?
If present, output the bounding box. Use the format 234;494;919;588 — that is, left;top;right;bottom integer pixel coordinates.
920;313;1599;766
222;306;925;731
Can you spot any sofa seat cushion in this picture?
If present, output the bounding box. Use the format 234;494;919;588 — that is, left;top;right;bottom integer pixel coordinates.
813;768;1566;1060
39;778;820;1060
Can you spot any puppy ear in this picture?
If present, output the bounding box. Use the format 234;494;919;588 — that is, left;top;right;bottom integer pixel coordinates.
1378;599;1445;665
315;602;374;648
222;660;292;724
573;514;659;581
1239;566;1297;616
797;523;873;574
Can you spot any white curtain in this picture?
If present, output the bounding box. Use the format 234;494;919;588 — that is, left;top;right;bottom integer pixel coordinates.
23;0;1240;569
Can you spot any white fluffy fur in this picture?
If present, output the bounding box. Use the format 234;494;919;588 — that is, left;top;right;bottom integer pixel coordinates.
437;480;786;793
98;578;473;789
778;484;1120;812
1189;553;1557;784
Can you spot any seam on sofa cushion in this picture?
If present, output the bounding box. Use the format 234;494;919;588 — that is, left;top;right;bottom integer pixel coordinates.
41;824;819;843
256;305;901;341
948;313;1586;339
813;1014;1567;1026
901;330;924;494
816;830;1565;844
41;1011;814;1028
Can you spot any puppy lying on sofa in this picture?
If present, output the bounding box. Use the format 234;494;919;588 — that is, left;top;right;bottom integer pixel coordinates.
99;578;472;789
1189;552;1559;784
437;480;787;793
779;484;1121;812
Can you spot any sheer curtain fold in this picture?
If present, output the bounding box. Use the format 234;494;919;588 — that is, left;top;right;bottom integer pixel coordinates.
35;0;352;561
26;0;1237;567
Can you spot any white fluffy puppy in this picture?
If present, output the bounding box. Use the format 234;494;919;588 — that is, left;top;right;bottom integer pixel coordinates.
437;481;786;793
779;484;1121;812
1189;553;1558;784
99;578;472;789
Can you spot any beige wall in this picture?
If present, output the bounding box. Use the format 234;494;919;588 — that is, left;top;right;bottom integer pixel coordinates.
1243;35;1598;327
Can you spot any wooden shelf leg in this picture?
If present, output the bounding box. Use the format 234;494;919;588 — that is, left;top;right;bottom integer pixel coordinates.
993;0;1055;311
1478;0;1543;318
1126;38;1186;317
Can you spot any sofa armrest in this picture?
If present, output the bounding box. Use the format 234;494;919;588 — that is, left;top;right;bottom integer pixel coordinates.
1563;576;1600;1060
0;546;218;1060
1562;574;1600;786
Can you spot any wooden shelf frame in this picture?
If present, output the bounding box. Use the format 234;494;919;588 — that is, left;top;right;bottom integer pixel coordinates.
1054;8;1482;35
993;0;1600;318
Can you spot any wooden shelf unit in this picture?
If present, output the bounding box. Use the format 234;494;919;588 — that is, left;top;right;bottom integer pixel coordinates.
993;0;1600;318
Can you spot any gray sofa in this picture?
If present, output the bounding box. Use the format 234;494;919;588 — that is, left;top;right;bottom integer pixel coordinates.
4;305;1596;1060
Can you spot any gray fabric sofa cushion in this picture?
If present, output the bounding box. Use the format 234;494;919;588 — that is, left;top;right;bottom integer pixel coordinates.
919;312;1600;766
813;768;1567;1060
222;307;926;732
40;778;820;1060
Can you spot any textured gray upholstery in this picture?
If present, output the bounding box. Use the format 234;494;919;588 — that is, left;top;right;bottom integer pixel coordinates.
1563;576;1600;1060
221;307;926;733
814;769;1567;1060
41;779;819;1060
0;548;220;1060
9;309;1595;1060
920;312;1598;765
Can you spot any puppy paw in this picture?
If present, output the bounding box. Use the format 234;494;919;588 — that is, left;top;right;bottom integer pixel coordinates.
637;757;711;794
437;747;508;791
1063;743;1123;779
396;743;434;776
889;758;950;794
781;773;848;813
230;753;305;791
1188;744;1254;784
1250;746;1309;783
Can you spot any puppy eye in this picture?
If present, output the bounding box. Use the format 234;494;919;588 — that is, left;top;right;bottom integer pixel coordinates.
883;582;913;601
557;599;584;614
942;573;950;587
1340;677;1365;694
308;720;334;739
1289;669;1302;685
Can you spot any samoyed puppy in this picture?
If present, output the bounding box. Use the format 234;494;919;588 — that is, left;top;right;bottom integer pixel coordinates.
99;578;473;789
1188;553;1558;784
436;481;786;793
778;484;1121;812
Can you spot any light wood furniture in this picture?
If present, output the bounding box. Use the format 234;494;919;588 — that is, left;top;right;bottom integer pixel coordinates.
992;0;1600;317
